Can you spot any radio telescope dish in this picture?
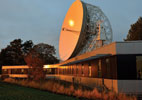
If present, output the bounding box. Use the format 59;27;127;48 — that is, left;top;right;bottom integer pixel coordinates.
59;0;112;61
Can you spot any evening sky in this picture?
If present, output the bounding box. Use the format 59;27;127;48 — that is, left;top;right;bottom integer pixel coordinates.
0;0;142;57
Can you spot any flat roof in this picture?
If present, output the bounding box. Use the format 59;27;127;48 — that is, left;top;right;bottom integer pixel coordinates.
62;54;111;66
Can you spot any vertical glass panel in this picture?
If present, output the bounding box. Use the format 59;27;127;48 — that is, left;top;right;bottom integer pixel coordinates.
88;62;91;77
69;66;71;74
106;58;110;78
81;64;84;76
89;66;92;77
136;56;142;79
21;69;24;74
3;69;8;74
70;66;72;75
98;59;102;77
72;66;74;75
76;65;78;75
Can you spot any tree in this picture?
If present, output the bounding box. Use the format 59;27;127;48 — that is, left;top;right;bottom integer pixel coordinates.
24;43;59;81
24;50;45;81
0;39;33;66
22;40;34;56
125;17;142;41
33;43;59;64
0;39;33;74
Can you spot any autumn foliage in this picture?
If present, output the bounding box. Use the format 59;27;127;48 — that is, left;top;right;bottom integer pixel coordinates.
24;50;45;81
24;43;59;81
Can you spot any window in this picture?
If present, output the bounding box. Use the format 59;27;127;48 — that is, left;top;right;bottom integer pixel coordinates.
81;64;84;76
76;65;78;75
136;56;142;79
63;68;64;75
98;60;102;77
88;63;92;77
46;69;52;74
106;58;110;78
69;66;71;74
67;67;69;74
21;69;24;74
70;66;72;74
2;69;8;74
59;68;61;74
64;67;67;75
72;66;74;74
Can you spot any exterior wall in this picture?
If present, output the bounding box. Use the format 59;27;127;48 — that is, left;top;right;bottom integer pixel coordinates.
57;55;118;79
117;80;142;94
116;42;142;55
54;54;142;94
54;54;142;82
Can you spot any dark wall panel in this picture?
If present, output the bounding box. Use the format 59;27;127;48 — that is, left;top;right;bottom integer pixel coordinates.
117;55;137;80
84;62;89;77
110;56;117;79
101;56;117;79
91;60;98;78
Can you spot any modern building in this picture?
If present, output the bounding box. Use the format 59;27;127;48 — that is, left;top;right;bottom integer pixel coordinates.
44;41;142;94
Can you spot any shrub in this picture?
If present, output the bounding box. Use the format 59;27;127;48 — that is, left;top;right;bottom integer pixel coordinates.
3;78;137;100
4;78;16;83
74;89;83;98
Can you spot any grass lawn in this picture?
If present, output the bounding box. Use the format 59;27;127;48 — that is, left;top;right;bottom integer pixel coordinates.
0;82;79;100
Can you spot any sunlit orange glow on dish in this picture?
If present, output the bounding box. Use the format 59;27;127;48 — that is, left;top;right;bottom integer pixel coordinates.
69;20;74;27
59;0;83;61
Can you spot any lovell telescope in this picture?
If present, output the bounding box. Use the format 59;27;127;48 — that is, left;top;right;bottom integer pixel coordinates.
2;0;142;94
